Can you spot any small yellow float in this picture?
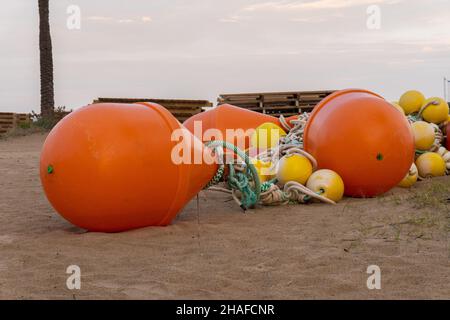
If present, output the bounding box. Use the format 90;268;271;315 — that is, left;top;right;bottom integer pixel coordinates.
420;97;450;124
306;169;345;202
415;152;446;178
276;154;313;185
399;90;425;115
411;121;436;151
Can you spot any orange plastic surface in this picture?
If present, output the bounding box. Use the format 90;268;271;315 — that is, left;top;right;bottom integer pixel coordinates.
183;104;280;150
40;103;217;232
304;89;415;197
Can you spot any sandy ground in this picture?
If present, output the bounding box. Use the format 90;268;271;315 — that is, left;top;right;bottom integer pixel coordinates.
0;133;449;300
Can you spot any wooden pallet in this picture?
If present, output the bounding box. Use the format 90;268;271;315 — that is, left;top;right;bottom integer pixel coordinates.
0;113;31;135
218;90;335;116
93;98;212;122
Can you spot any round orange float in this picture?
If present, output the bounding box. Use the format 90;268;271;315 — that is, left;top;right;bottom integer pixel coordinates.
304;89;415;197
183;104;280;150
40;103;218;232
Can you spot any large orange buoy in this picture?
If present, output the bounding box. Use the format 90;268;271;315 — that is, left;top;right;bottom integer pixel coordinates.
304;89;414;197
183;104;280;150
40;103;218;232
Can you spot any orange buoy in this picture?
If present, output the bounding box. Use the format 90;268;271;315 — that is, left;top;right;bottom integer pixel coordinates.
40;103;218;232
183;104;280;150
304;89;415;197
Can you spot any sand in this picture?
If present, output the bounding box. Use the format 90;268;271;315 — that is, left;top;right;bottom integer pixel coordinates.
0;133;449;299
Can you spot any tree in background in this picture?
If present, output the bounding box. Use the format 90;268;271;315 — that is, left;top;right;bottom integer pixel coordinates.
38;0;54;118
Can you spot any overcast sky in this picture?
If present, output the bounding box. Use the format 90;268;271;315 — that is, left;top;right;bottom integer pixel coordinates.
1;0;449;113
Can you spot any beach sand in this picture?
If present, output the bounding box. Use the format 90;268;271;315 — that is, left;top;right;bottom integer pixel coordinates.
0;133;449;299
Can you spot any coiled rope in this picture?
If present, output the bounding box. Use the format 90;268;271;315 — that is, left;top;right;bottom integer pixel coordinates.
259;181;336;205
259;112;336;205
204;140;261;211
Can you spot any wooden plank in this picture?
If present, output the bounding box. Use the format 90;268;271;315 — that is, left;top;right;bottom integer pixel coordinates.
218;91;334;113
92;97;211;122
95;97;212;107
170;111;202;117
0;112;33;135
219;94;261;99
220;97;261;103
15;114;31;123
245;105;298;111
299;97;326;102
16;113;30;118
168;108;202;113
257;97;298;103
218;100;260;106
220;90;335;98
160;105;204;110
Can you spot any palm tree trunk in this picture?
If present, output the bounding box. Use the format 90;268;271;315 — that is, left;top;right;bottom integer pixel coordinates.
38;0;55;118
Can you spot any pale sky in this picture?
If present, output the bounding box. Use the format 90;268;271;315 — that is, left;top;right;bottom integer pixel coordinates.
1;0;450;113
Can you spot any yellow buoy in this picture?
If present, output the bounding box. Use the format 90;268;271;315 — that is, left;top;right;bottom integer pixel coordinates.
398;163;418;188
276;154;313;185
399;90;425;115
411;121;436;151
390;102;405;115
306;169;344;202
420;97;450;124
415;152;446;178
250;123;287;149
251;158;276;183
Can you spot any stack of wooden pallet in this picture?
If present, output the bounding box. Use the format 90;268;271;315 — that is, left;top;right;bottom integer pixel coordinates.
218;90;336;117
0;113;31;135
93;98;213;122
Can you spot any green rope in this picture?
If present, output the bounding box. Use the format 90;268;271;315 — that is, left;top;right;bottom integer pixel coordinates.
408;114;421;122
205;140;261;210
415;149;427;155
260;179;278;193
204;165;225;189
